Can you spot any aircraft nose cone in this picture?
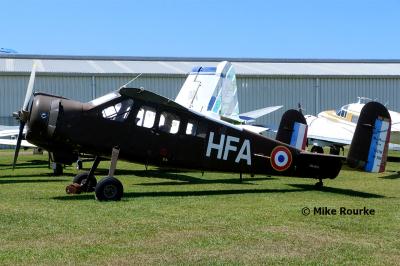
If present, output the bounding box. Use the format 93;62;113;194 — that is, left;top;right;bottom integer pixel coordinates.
25;95;53;144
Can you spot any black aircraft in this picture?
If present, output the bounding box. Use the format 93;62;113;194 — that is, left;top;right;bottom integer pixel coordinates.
13;68;392;201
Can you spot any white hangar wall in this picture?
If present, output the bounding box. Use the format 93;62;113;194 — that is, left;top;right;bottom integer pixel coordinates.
1;74;400;127
1;55;400;127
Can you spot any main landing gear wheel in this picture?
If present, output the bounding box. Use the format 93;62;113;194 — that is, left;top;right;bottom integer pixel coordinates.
95;176;123;201
73;172;97;192
311;146;324;154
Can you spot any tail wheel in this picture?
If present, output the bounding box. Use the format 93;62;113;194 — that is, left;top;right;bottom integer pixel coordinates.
73;172;97;192
95;176;123;201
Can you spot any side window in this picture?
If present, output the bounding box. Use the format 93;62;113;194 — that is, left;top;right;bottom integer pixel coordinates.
102;98;133;122
185;120;207;138
159;112;180;134
136;106;156;128
186;120;197;136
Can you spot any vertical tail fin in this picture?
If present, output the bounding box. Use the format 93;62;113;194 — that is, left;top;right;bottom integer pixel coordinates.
175;61;239;117
347;101;391;173
276;109;308;150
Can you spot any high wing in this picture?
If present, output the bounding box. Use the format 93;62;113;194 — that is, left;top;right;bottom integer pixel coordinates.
119;87;244;131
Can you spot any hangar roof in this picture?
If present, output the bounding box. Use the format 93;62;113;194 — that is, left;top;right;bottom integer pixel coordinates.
1;54;400;77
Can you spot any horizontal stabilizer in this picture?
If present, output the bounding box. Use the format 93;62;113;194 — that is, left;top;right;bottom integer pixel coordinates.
276;109;308;150
239;105;283;123
347;102;391;173
238;124;270;134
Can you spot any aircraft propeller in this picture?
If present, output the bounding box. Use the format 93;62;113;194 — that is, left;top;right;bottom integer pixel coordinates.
12;64;36;169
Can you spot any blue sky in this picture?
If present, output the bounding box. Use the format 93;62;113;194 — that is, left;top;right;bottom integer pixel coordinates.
2;0;400;59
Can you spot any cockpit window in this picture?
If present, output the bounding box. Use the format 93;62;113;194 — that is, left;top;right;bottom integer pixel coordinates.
102;99;133;121
89;92;120;106
159;112;180;134
336;109;347;118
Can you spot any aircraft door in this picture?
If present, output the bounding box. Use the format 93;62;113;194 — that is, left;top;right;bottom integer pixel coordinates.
175;119;208;169
129;105;158;161
150;111;181;166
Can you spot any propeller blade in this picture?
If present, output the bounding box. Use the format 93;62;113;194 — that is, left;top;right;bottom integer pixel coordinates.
22;63;36;112
12;121;26;169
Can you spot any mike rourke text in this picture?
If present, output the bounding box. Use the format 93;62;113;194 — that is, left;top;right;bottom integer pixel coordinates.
314;207;375;216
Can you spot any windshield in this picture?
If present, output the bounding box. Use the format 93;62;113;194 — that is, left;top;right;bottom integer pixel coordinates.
89;92;120;106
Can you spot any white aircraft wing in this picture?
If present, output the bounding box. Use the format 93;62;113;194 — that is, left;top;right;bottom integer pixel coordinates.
237;124;271;134
0;139;36;148
305;115;354;146
0;126;21;137
239;105;283;122
0;125;34;147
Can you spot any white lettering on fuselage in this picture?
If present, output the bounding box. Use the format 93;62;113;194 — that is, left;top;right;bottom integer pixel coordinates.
206;132;251;165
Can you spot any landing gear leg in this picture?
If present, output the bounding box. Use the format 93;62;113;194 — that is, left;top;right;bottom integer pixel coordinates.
95;147;124;201
66;156;101;194
76;159;83;170
52;163;63;176
315;179;323;189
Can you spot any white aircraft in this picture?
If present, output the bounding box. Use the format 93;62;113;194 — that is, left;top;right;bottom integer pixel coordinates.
306;97;400;154
0;125;35;148
175;61;282;133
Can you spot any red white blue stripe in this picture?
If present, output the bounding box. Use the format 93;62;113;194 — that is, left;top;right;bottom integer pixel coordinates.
365;118;391;173
289;122;308;150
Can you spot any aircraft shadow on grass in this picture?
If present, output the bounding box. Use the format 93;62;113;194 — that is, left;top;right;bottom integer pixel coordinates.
288;184;385;198
53;184;385;201
52;187;310;201
379;172;400;180
0;159;49;169
130;170;275;185
0;172;74;178
0;179;65;185
90;168;276;185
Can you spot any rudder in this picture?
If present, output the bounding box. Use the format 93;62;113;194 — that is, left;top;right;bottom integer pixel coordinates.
347;101;391;172
276;109;308;150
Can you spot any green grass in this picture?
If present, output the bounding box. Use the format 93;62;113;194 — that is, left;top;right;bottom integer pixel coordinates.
0;150;399;265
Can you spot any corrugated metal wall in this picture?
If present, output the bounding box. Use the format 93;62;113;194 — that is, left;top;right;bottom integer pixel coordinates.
1;74;400;127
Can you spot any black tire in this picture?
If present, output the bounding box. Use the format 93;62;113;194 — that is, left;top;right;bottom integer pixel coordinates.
73;172;97;192
311;146;324;154
95;176;123;201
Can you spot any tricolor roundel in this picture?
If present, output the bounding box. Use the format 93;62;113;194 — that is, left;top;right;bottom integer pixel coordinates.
270;146;292;171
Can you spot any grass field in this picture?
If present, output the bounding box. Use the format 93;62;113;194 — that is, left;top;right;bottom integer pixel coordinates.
0;150;399;265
